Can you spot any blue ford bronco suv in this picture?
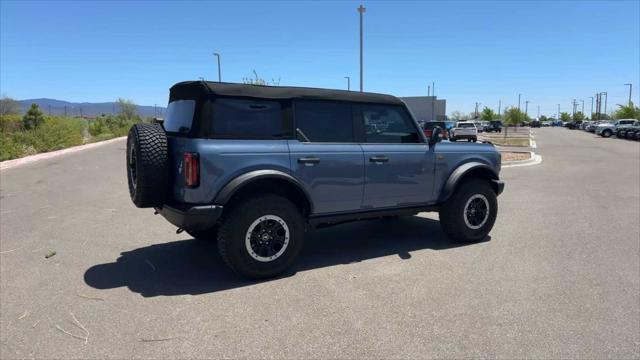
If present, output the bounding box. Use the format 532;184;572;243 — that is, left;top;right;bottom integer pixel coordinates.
126;81;504;279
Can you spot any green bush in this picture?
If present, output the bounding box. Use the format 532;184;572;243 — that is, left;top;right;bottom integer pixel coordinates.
0;116;84;160
88;114;141;138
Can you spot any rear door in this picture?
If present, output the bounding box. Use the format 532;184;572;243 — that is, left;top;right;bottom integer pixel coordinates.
358;104;435;209
288;100;364;215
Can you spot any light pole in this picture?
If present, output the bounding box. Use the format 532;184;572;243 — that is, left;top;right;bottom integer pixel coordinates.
357;4;366;92
474;102;481;118
537;105;540;118
557;104;560;120
525;100;530;116
213;53;222;82
580;99;584;115
498;100;501;117
602;92;608;118
344;76;351;91
427;85;430;96
589;96;594;119
572;99;576;117
518;93;521;111
624;83;633;106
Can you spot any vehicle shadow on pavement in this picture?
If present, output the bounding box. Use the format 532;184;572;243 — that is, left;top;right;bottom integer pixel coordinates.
84;216;488;297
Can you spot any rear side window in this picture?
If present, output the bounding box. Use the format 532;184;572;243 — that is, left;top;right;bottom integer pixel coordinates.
164;100;196;133
294;100;354;142
362;105;421;143
212;98;284;138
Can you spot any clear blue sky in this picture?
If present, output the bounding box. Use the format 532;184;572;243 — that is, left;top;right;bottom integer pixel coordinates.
1;0;638;116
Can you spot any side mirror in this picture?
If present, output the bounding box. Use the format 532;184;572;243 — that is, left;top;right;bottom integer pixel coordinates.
429;126;442;146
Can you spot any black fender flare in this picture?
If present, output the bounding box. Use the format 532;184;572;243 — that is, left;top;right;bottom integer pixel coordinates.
439;162;500;202
214;169;314;213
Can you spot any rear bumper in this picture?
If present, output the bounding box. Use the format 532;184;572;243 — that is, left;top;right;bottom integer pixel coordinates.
155;203;223;231
492;179;505;196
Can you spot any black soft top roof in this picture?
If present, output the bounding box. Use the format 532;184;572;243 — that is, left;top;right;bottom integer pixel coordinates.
169;81;404;105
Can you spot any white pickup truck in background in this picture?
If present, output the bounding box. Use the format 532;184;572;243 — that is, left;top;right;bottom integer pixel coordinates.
450;121;478;142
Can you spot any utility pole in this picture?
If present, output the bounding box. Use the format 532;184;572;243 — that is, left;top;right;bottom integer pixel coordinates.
432;82;435;96
624;83;632;106
518;93;521;110
572;99;576;117
475;102;480;118
589;96;594;119
427;85;430;96
580;99;584;115
525;100;530;116
213;52;222;82
602;92;608;118
344;76;350;91
358;4;365;92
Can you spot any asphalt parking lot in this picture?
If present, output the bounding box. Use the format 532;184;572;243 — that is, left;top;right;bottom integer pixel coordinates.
1;128;638;358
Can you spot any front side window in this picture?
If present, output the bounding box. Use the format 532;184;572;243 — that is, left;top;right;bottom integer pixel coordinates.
164;100;196;133
294;100;353;142
362;105;421;143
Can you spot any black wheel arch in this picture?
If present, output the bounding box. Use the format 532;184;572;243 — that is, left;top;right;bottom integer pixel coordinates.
214;170;314;216
439;162;501;202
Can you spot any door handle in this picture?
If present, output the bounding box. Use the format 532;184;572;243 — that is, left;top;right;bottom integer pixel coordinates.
369;155;389;163
298;156;320;165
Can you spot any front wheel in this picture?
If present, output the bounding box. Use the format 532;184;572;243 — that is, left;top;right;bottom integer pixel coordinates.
217;194;304;279
602;129;612;138
440;179;498;242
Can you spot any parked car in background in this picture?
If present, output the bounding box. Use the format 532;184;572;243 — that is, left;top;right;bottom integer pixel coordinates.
531;119;541;128
566;121;583;130
450;121;478;142
541;121;552;127
596;119;637;137
617;122;640;139
486;120;503;133
585;122;600;132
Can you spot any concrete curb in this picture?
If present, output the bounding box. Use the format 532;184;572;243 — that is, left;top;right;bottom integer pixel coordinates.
1;136;126;171
502;151;543;168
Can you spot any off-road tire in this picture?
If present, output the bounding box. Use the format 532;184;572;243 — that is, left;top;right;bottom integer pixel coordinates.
217;194;304;279
440;178;498;242
602;129;612;138
187;226;219;242
126;123;168;208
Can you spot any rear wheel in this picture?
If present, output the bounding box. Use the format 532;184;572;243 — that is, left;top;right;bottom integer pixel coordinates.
217;194;304;279
440;179;498;242
602;129;612;137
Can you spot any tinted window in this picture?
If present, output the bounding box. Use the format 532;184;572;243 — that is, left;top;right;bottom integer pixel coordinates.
423;122;445;130
294;100;353;142
164;100;196;133
362;105;420;143
212;98;284;137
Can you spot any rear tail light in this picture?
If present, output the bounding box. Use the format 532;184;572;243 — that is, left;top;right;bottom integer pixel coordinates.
183;152;199;188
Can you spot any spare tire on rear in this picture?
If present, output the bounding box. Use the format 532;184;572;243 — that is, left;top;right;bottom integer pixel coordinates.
126;123;169;208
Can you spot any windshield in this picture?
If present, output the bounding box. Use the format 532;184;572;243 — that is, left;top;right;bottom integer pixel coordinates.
163;100;196;133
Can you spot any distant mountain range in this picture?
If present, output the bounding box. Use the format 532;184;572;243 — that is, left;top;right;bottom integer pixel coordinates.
18;98;167;118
